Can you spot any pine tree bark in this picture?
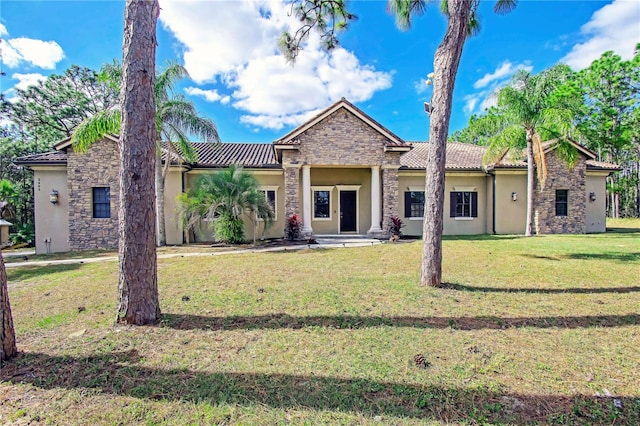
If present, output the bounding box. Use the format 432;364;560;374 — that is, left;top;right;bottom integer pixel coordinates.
421;0;471;287
116;0;161;325
1;251;17;363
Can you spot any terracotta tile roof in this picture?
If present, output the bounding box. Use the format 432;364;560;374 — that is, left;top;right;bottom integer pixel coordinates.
190;142;279;168
585;160;621;171
401;142;487;170
14;151;68;165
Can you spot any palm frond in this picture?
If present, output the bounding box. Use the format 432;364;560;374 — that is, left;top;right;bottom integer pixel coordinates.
71;109;121;152
387;0;427;31
494;0;517;15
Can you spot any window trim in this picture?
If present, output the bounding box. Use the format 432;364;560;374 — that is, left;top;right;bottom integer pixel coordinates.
92;186;111;219
312;186;333;221
258;186;278;221
404;188;425;220
555;189;568;217
449;191;478;219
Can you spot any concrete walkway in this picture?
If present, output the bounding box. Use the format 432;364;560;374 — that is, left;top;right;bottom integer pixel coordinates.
4;238;383;269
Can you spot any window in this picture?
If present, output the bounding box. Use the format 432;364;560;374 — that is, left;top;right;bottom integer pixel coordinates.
258;189;277;220
449;191;478;218
404;191;425;218
92;187;110;218
314;190;331;219
556;190;568;216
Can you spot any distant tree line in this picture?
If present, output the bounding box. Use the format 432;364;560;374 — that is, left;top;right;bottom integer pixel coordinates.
451;47;640;218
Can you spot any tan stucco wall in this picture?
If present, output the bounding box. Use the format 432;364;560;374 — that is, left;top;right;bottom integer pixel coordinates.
307;167;372;234
164;168;184;245
585;172;608;233
444;174;488;235
184;170;285;242
493;171;528;235
398;172;489;236
397;173;425;237
1;226;10;247
32;167;70;254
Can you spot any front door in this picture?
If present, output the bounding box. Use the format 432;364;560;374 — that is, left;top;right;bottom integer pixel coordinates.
340;191;357;232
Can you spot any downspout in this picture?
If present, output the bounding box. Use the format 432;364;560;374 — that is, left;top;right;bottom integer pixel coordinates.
181;170;186;244
492;173;496;235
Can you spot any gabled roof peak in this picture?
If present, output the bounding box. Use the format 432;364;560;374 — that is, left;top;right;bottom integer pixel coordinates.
274;98;409;148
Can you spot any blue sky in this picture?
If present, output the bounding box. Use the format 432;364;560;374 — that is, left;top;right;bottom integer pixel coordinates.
1;1;638;144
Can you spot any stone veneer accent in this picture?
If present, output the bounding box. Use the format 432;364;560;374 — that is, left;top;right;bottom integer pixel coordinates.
534;152;587;234
283;166;300;219
382;167;399;233
281;107;404;235
285;109;402;167
67;139;120;250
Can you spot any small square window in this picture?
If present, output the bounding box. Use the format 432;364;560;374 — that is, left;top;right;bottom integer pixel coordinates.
450;191;478;218
93;187;110;218
556;190;568;216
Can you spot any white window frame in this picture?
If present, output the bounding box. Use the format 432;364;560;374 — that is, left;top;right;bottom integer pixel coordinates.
406;186;425;221
312;186;333;221
257;185;278;221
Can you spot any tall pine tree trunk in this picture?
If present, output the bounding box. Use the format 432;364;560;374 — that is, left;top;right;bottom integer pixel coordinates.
525;130;536;236
421;0;471;287
156;148;166;246
1;251;17;363
116;0;161;325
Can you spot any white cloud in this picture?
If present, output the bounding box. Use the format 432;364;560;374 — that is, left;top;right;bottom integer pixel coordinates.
12;73;47;91
464;61;531;116
474;61;533;89
561;0;640;69
414;78;432;94
159;0;392;131
1;36;64;69
0;23;7;37
185;87;231;104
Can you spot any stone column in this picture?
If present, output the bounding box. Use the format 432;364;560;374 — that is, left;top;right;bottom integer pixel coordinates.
368;165;382;234
284;166;301;219
301;165;313;234
382;167;399;236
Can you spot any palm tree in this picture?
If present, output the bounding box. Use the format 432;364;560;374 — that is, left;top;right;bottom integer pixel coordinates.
484;65;576;236
177;164;275;244
72;62;219;246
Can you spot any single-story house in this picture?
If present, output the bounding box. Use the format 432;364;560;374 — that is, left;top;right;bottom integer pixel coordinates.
15;98;618;254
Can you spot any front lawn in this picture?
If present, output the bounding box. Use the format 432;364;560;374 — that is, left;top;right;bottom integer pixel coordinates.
1;225;639;425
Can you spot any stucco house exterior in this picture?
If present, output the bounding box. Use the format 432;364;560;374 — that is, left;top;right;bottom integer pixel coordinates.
15;98;618;254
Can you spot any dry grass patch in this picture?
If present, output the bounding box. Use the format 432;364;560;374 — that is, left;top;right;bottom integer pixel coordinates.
1;223;639;425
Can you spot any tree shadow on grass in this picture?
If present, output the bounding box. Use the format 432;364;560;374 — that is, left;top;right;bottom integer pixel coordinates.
1;350;637;425
159;312;640;331
562;252;640;262
6;263;85;282
443;282;640;294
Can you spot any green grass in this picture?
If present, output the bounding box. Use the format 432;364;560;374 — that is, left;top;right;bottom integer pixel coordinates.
1;220;639;425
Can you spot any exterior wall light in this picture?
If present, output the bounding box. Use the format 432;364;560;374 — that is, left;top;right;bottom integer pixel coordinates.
589;192;596;202
49;189;59;204
511;192;517;202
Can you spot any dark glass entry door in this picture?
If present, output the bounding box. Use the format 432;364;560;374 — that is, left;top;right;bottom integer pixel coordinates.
340;191;357;232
